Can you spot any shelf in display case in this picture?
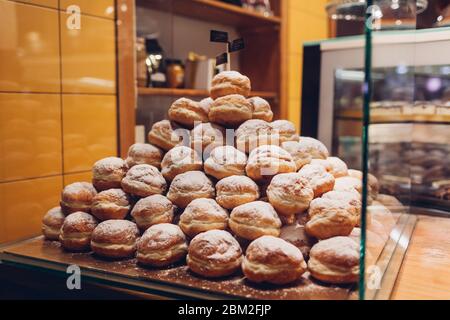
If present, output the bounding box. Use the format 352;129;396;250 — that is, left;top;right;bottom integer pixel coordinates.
335;109;450;124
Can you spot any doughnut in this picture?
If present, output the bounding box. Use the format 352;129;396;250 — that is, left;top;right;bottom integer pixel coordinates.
92;157;128;191
125;143;163;169
245;145;297;182
281;140;312;170
121;164;167;197
280;222;316;259
349;227;384;264
91;220;139;259
179;198;229;237
199;97;214;115
305;198;357;240
168;97;209;128
137;223;188;267
298;164;335;198
161;146;203;182
167;171;215;208
208;94;253;127
148;120;186;151
324;157;348;178
270;120;299;144
210;71;251;100
267;173;314;224
348;169;379;200
308;236;359;284
235;119;278;153
242;236;307;285
59;212;98;251
42;207;65;240
204;146;247;180
60;182;97;214
190;122;225;157
215;175;260;210
248;97;273;122
322;190;362;221
91;188;131;221
297;137;329;159
131;194;175;231
187;230;243;278
333;176;362;194
229;201;282;241
309;158;333;172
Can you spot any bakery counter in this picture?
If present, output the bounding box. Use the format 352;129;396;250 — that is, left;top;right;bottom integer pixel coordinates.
0;237;355;300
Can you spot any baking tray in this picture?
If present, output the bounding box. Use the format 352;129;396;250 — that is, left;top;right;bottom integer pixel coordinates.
0;237;355;300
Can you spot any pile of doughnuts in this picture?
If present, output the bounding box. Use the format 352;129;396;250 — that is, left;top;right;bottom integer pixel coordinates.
41;71;399;286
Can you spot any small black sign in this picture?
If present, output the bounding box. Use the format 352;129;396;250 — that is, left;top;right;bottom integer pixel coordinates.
216;52;228;66
210;30;229;43
229;38;245;52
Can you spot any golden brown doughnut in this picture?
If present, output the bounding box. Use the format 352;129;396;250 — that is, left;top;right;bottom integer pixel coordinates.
210;71;251;100
204;145;247;180
42;207;65;240
208;94;253;127
235;119;277;153
297;137;329;159
148;120;186;151
229;201;282;241
242;236;307;285
179;198;229;237
187;230;243;278
309;158;333;172
91;220;139;259
325;157;348;178
125;143;163;169
348;169;379;200
168;97;209;128
281;140;312;170
190;122;225;157
131;194;175;231
121;164;167;197
60;182;97;214
215;175;260;210
248;97;273;122
322;190;362;221
270;120;299;144
280;222;316;259
161;146;203;182
298;164;335;198
167;171;215;208
305;198;357;240
308;236;359;284
92;157;128;191
333;176;362;194
245;145;297;182
137;223;188;267
267;173;314;224
199;97;214;115
91;188;131;221
59;212;98;251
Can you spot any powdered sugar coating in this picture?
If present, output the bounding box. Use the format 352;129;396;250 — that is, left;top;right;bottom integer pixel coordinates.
121;164;167;197
245;236;304;265
188;230;242;262
62;212;98;234
91;220;139;245
309;236;359;268
270;120;298;143
204;146;247;179
161;146;203;181
138;223;187;251
248;97;273;122
231;201;281;227
297;137;329;159
93;157;127;178
125;143;163;168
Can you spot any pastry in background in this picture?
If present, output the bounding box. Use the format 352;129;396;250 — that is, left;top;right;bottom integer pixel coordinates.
187;230;243;278
322;190;362;223
92;157;128;191
296;137;329;160
60;182;97;215
59;212;98;251
91;220;139;259
148;120;187;151
125;143;163;169
280;222;316;259
137;223;188;267
242;236;307;285
229;201;282;240
324;157;348;178
168;97;209;128
210;71;251;100
190;122;225;157
167;171;215;208
348;169;379;200
298;164;335;198
209;94;253;127
270;120;299;144
215;175;260;209
281;140;312;170
121;164;167;197
308;236;359;284
42;207;65;240
131;194;175;231
248;96;273;122
333;176;362;194
204;146;247;180
161;146;203;181
235;119;276;153
179;198;229;237
91;189;131;221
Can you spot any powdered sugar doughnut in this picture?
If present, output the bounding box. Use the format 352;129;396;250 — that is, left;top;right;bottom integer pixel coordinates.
92;157;128;191
91;188;131;221
167;171;215;208
60;182;97;214
42;207;65;240
121;164;167;197
161;146;203;182
248;96;273;122
216;175;259;210
131;195;175;231
125;143;163;169
236;119;276;153
59;212;98;251
298;164;335;198
270;120;299;144
204;146;247;180
210;71;251;100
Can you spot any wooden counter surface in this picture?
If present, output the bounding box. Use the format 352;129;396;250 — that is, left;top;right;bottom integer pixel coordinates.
392;215;450;300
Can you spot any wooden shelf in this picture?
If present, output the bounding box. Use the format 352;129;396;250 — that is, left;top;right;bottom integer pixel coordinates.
138;87;278;99
335;109;450;124
136;0;281;29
